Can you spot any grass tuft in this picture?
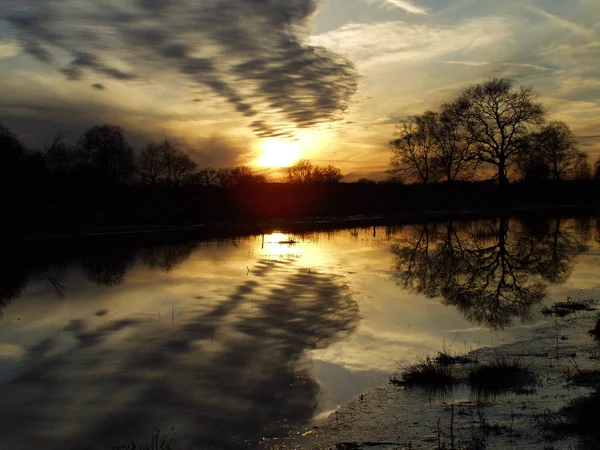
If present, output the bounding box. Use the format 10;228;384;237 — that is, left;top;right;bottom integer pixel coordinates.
434;350;477;366
560;390;600;447
467;354;536;396
589;314;600;340
390;356;457;389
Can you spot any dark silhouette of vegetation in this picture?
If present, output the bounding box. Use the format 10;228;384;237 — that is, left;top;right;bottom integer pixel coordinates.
467;354;536;396
285;159;343;183
390;357;457;389
390;78;591;185
392;218;588;329
1;113;600;239
77;124;135;183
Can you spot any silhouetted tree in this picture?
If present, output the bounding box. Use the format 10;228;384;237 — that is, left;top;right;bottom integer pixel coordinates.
45;134;77;178
313;165;343;183
77;124;135;183
436;102;478;181
171;151;197;186
286;160;343;183
194;167;219;186
286;160;315;183
390;112;439;183
455;78;546;185
138;142;166;184
534;121;588;180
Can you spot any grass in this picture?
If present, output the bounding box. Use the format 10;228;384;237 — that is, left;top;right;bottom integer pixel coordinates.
434;349;477;366
589;314;600;340
560;390;600;448
541;297;597;318
390;356;457;389
110;428;174;450
467;354;536;396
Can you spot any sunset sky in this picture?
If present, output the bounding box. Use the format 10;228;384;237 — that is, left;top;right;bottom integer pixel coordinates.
1;0;599;180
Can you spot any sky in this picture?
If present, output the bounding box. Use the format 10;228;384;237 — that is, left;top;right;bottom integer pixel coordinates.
1;0;599;180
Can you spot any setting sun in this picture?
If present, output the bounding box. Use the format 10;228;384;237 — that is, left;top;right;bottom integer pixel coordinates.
255;138;301;167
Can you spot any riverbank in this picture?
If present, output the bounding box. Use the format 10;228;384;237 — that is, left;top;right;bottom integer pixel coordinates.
290;309;600;449
3;179;599;243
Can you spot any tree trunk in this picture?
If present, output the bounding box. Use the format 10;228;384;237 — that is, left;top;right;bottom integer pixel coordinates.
498;157;508;186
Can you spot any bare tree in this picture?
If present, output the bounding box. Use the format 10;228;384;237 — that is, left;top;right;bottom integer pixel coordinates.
389;112;439;183
216;168;233;187
196;167;219;186
286;160;315;183
77;124;135;183
171;152;197;186
536;121;587;180
138;142;166;184
44;134;76;177
0;122;26;178
313;165;343;183
456;78;546;185
436;102;478;181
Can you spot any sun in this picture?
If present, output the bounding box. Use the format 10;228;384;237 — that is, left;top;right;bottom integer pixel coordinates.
255;138;301;167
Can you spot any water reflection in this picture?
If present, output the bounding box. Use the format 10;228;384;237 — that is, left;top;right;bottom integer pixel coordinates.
0;251;358;448
392;217;589;329
0;219;596;448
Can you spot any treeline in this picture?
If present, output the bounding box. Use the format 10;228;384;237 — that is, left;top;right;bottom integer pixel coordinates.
0;123;344;189
389;78;600;184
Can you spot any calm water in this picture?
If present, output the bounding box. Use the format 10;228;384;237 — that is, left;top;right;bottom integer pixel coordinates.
0;216;599;449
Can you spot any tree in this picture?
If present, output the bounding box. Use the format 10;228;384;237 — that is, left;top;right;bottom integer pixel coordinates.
195;167;219;186
171;152;197;186
436;102;478;181
595;156;600;180
45;134;77;178
138;142;166;184
456;78;546;185
313;165;343;183
0;123;26;184
77;124;135;183
286;160;315;183
389;112;439;183
535;121;587;180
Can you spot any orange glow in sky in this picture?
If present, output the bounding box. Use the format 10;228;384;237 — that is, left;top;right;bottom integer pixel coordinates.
255;138;302;167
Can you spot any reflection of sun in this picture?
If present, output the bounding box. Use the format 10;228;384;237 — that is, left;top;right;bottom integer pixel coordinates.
255;138;301;167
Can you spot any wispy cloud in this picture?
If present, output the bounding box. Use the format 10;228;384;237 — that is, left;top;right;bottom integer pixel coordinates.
383;0;428;15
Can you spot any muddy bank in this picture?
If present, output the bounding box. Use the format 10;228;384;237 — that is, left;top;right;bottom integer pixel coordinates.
281;312;600;449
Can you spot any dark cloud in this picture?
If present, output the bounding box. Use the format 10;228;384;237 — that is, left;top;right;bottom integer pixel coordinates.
4;0;359;138
91;83;106;91
187;135;251;168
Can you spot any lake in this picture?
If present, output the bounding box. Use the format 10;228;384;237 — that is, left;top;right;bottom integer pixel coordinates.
0;215;598;449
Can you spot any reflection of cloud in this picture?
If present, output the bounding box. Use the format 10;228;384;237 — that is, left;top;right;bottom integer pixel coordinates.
4;0;358;138
0;259;360;449
0;344;24;359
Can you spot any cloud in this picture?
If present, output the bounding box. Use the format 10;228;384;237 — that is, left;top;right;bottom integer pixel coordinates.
311;17;512;68
3;0;359;138
0;40;20;59
380;0;427;15
90;83;106;90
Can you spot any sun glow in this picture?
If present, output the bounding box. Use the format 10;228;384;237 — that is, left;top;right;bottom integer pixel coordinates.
255;138;302;167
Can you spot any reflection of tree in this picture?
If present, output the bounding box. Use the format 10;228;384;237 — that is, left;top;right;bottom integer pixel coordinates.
0;260;360;449
393;217;587;329
141;241;200;272
82;250;136;287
